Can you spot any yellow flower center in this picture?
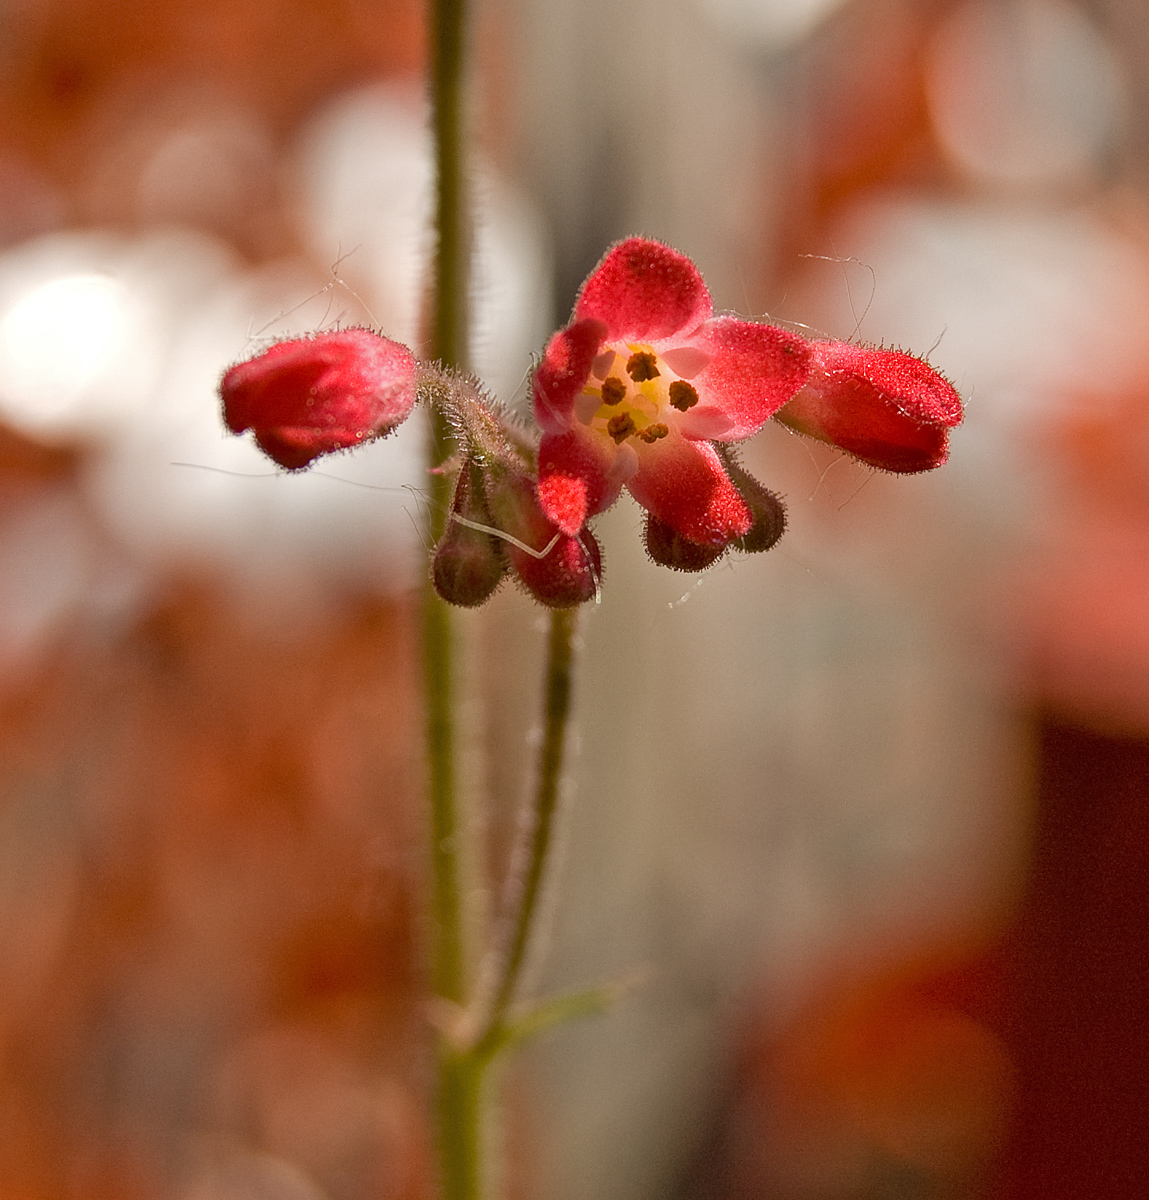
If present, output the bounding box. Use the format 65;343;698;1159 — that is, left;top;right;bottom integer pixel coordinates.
576;343;700;446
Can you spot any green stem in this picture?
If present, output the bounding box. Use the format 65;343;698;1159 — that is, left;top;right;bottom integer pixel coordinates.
431;0;469;371
425;0;585;1188
478;983;618;1064
426;0;475;1192
478;607;579;1053
436;1049;484;1200
424;582;465;1005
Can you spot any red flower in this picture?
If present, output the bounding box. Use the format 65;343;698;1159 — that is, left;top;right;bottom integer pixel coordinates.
533;238;812;548
774;341;963;473
221;329;417;470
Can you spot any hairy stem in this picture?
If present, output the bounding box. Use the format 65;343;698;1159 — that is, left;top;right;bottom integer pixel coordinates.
431;0;469;372
424;0;586;1189
427;0;476;1192
478;606;579;1053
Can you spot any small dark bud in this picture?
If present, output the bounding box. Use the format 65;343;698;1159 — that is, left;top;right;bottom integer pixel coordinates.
643;513;729;572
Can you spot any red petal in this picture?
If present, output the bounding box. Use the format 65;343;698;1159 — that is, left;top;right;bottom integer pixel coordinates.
537;425;623;535
626;431;751;546
532;318;606;434
678;318;812;441
575;238;712;343
775;342;962;473
220;329;416;470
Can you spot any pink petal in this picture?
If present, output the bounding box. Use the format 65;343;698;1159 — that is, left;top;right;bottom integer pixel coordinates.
626;430;751;546
533;318;606;435
574;238;713;343
537;425;624;536
660;345;711;379
775;342;962;473
678;317;812;442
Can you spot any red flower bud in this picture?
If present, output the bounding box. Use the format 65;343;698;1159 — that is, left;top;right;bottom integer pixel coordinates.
484;461;601;608
506;527;602;609
221;329;417;470
774;341;962;474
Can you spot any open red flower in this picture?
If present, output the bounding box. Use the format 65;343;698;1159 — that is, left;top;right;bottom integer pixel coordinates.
533;238;812;547
221;328;417;470
774;341;962;473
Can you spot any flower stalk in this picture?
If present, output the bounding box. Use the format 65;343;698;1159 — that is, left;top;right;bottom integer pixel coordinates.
426;0;478;1193
427;600;582;1200
478;606;579;1054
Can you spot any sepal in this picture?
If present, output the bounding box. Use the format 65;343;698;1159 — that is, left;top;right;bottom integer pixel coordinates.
643;514;728;572
720;453;787;554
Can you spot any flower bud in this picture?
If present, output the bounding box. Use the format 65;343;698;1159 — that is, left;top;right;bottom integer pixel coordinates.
643;513;729;572
507;527;603;609
484;462;601;608
431;460;507;607
221;328;417;470
773;341;962;474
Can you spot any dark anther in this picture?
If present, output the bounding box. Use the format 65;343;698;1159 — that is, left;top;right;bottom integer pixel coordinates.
626;351;660;382
638;422;669;443
607;412;637;443
668;381;699;411
600;376;627;406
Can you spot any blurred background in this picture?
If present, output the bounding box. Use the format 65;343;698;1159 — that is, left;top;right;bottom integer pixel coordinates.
0;0;1146;1197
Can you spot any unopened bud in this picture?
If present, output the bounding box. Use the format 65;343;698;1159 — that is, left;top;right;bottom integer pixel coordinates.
773;341;962;473
221;328;417;470
431;460;507;607
485;462;601;607
507;527;603;609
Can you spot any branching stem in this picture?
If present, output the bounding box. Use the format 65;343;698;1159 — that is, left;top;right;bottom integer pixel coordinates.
425;0;587;1193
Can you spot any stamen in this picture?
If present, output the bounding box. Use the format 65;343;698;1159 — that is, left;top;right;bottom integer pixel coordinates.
626;351;660;382
669;380;699;411
607;412;637;443
638;423;669;444
600;376;627;406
